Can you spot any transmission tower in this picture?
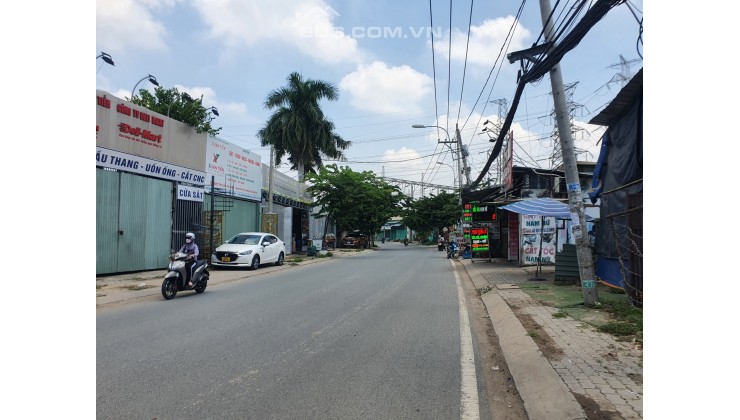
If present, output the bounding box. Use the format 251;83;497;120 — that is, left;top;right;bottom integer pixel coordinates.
548;82;588;169
485;98;509;185
607;54;641;89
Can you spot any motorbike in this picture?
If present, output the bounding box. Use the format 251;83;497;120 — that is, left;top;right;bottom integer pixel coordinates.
161;252;209;300
381;237;385;243
437;237;445;251
446;241;459;259
403;238;408;246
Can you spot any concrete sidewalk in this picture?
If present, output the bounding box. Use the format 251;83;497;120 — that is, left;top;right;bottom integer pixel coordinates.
458;256;643;420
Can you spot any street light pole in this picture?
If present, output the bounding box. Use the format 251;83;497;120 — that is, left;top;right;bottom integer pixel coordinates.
436;161;456;188
414;123;464;238
130;74;160;101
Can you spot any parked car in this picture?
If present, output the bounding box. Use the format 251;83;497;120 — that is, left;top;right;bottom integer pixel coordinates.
211;232;286;270
342;232;368;248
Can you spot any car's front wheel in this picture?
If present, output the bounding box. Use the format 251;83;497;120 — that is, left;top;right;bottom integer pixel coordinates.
250;255;260;270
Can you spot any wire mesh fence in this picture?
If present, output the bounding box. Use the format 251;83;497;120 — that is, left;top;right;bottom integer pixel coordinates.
605;190;642;308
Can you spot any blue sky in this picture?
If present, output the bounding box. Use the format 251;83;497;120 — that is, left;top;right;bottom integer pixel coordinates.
95;0;644;193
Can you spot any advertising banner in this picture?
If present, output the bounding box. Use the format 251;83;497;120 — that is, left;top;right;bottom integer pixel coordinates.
96;90;206;172
470;227;489;252
96;146;206;186
205;137;263;201
520;215;557;266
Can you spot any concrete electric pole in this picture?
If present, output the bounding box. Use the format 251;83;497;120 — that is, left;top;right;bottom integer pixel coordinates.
538;0;598;305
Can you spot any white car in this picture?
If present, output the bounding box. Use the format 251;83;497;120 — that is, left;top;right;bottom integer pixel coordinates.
211;232;286;270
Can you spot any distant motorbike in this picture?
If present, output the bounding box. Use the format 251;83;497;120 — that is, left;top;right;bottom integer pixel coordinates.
447;242;459;259
403;238;408;246
437;237;445;251
381;237;385;243
161;252;209;300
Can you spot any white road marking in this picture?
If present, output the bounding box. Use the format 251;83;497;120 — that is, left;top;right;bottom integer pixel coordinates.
453;262;480;419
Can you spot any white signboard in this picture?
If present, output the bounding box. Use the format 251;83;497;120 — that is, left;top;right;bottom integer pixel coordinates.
206;137;262;201
520;215;556;266
96;146;206;185
177;185;204;202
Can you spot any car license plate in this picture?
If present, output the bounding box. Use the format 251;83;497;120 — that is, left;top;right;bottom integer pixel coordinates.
221;256;231;262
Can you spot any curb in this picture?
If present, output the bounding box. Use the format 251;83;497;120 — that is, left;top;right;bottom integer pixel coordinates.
458;259;586;420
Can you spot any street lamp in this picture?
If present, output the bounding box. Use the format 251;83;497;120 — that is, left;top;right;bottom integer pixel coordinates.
167;92;193;117
436;161;456;188
97;52;114;66
411;124;453;143
131;74;160;100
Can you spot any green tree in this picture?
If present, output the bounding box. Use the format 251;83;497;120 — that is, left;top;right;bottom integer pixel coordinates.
305;165;404;244
402;191;459;241
132;86;221;137
257;72;351;182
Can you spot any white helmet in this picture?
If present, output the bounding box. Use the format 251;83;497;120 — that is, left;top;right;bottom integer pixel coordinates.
185;232;195;240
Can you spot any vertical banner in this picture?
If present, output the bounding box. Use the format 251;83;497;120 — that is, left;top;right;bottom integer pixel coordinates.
520;215;557;266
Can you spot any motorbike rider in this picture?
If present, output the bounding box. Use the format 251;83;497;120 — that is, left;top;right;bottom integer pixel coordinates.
447;238;458;259
403;238;409;246
179;232;199;287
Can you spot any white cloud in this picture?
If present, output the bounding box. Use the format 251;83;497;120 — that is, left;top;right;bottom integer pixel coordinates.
193;0;361;64
433;16;531;68
339;61;433;113
96;0;172;54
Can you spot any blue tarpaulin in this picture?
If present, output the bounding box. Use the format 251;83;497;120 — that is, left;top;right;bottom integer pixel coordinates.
500;197;593;221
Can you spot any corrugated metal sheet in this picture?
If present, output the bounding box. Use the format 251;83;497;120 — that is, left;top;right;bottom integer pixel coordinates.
96;168;172;274
204;194;259;244
117;173;172;272
555;244;581;282
96;169;120;274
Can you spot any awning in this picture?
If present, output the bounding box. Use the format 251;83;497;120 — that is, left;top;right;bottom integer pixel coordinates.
500;197;594;221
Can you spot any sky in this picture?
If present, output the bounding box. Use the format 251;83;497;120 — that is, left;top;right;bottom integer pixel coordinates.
94;0;644;196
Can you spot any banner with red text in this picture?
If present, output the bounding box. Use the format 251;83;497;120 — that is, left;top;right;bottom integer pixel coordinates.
520;214;557;266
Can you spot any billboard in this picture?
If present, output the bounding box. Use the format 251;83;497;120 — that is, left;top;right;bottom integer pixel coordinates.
96;90;206;173
205;137;262;201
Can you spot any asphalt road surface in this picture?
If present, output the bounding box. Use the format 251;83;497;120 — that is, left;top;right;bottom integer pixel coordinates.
97;243;489;419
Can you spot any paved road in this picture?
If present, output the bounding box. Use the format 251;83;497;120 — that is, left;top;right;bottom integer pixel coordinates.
97;243;487;419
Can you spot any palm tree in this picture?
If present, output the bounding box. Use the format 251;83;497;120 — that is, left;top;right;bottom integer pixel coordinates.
257;72;350;182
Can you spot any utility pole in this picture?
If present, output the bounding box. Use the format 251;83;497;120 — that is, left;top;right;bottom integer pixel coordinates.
455;124;469;242
538;0;598;304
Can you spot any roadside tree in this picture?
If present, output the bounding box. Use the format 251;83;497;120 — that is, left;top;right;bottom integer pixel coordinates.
131;86;221;136
402;191;459;241
257;72;351;182
305;164;404;245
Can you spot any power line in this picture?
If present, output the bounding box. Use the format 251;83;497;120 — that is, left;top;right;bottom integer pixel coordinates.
446;0;453;138
456;0;475;123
